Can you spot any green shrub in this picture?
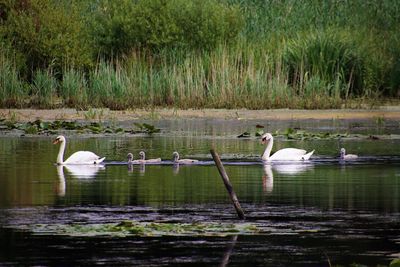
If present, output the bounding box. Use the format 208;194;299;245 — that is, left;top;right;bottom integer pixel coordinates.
89;0;243;57
0;0;92;73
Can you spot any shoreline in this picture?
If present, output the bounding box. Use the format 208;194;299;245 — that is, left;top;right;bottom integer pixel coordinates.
0;107;400;122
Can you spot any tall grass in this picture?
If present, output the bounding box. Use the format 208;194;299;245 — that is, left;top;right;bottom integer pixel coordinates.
60;68;88;108
0;37;393;110
89;61;130;110
282;30;363;99
0;52;26;107
30;69;58;108
113;43;333;109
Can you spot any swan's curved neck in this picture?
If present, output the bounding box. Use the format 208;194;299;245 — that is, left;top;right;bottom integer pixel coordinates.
57;141;66;164
262;137;273;161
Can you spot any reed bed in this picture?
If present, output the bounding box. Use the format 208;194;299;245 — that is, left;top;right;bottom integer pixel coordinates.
30;69;58;108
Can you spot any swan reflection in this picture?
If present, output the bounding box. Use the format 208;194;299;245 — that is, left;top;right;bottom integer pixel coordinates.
271;163;314;174
56;165;66;197
172;163;180;175
64;164;105;178
56;165;104;196
262;165;274;194
262;163;314;193
127;162;146;175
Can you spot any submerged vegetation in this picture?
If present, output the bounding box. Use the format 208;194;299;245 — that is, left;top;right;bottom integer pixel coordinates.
0;0;399;109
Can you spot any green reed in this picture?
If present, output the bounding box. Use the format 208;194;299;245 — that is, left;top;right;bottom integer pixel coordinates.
0;52;26;107
104;42;348;109
89;61;130;110
60;68;88;108
30;69;58;108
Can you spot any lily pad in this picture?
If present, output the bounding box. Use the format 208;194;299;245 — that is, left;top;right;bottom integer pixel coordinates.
390;259;400;267
133;122;161;135
255;129;264;137
237;132;251;138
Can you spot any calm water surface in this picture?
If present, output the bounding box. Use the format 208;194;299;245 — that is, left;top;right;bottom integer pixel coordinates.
0;118;399;266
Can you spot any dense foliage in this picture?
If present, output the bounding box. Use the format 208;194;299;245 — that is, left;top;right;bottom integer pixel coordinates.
89;0;243;56
0;0;399;109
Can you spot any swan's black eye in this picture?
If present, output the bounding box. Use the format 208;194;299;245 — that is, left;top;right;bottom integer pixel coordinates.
262;137;266;142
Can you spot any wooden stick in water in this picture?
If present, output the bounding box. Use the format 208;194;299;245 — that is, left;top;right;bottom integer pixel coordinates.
210;149;245;220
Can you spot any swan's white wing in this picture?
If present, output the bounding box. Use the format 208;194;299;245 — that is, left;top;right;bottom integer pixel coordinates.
64;151;105;165
269;148;308;161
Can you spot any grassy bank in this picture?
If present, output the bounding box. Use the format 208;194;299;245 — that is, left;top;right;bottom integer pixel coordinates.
0;0;399;109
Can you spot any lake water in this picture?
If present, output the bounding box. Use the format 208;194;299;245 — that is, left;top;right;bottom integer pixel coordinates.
0;118;399;266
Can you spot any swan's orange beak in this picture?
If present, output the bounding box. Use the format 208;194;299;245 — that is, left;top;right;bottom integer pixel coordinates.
261;137;267;144
52;138;59;144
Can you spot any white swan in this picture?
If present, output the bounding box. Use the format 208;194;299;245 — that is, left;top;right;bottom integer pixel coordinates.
172;151;198;164
340;148;358;160
53;135;105;165
261;133;314;161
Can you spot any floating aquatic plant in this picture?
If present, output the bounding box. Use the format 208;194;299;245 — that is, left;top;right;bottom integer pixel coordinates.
133;123;161;135
255;129;265;137
27;220;261;237
0;119;160;135
390;259;400;267
237;131;251;138
277;128;349;140
238;126;349;140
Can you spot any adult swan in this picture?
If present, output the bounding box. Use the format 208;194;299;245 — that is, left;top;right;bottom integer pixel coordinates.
261;133;314;161
53;135;105;165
